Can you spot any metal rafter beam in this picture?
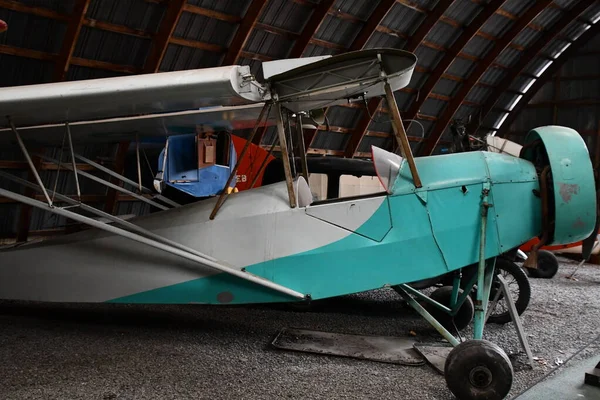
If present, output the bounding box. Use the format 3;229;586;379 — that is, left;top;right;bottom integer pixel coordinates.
497;22;600;138
420;0;553;155
343;0;456;157
53;0;90;81
349;0;396;51
474;0;595;132
403;0;506;134
222;0;268;65
289;0;336;57
143;0;186;73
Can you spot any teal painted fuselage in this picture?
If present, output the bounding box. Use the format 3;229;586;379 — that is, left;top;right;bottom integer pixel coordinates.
113;151;543;304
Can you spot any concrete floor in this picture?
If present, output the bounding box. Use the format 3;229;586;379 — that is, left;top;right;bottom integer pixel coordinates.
0;258;598;399
515;355;600;400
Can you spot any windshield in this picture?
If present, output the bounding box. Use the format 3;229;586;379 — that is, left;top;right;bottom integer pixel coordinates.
371;146;404;193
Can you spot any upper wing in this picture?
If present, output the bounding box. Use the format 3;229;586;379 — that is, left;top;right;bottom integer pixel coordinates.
0;65;268;145
0;48;417;147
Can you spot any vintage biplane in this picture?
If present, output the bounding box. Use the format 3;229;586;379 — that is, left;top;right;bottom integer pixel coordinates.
0;48;597;400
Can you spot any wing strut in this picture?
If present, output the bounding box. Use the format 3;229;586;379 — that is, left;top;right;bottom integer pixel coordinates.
210;103;271;219
274;102;297;208
9;120;53;206
0;187;305;300
72;153;180;208
382;78;422;188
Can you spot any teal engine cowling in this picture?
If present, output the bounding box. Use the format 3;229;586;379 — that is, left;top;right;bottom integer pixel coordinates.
520;126;597;246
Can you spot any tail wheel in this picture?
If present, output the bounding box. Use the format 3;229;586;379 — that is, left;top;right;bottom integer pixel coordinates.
528;250;559;279
487;258;531;324
445;340;513;400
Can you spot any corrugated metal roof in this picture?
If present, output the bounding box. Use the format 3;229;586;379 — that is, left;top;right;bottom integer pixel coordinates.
366;30;404;49
495;46;521;68
553;0;580;9
495;92;520;109
394;90;415;111
446;57;475;77
260;0;312;33
421;98;447;116
244;29;293;59
409;0;439;11
455;104;477;120
0;55;53;86
0;8;65;53
433;78;460;96
176;12;235;47
302;43;336;57
74;27;151;68
512;26;543;49
529;80;553;103
561;52;600;76
358;135;391;153
463;35;493;58
18;0;75;14
311;130;349;150
333;0;376;21
327;106;363;129
509;75;536;93
160;44;223;71
465;85;492;104
523;57;553;77
582;2;600;21
501;0;536;17
368;112;392;133
414;45;444;70
381;2;423;34
406;70;429;90
87;0;164;34
314;14;361;47
444;0;482;25
559;78;600;101
556;107;599;131
186;0;251;17
425;22;462;49
480;13;514;37
511;107;553;131
66;65;126;80
480;66;507;86
407;119;433;139
530;6;562;29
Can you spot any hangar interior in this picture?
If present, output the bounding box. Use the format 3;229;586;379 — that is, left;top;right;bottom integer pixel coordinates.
0;0;599;241
0;1;599;400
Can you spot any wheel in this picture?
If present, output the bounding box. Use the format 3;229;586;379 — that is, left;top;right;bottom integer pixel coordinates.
487;258;531;324
425;286;474;331
406;276;442;290
445;340;513;400
527;250;559;279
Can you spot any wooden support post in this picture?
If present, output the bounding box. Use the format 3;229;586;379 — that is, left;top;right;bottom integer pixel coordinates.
384;82;422;188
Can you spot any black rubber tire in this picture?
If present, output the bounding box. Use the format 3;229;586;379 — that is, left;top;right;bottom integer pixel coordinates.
445;339;513;400
528;250;559;279
425;286;474;331
487;258;531;325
